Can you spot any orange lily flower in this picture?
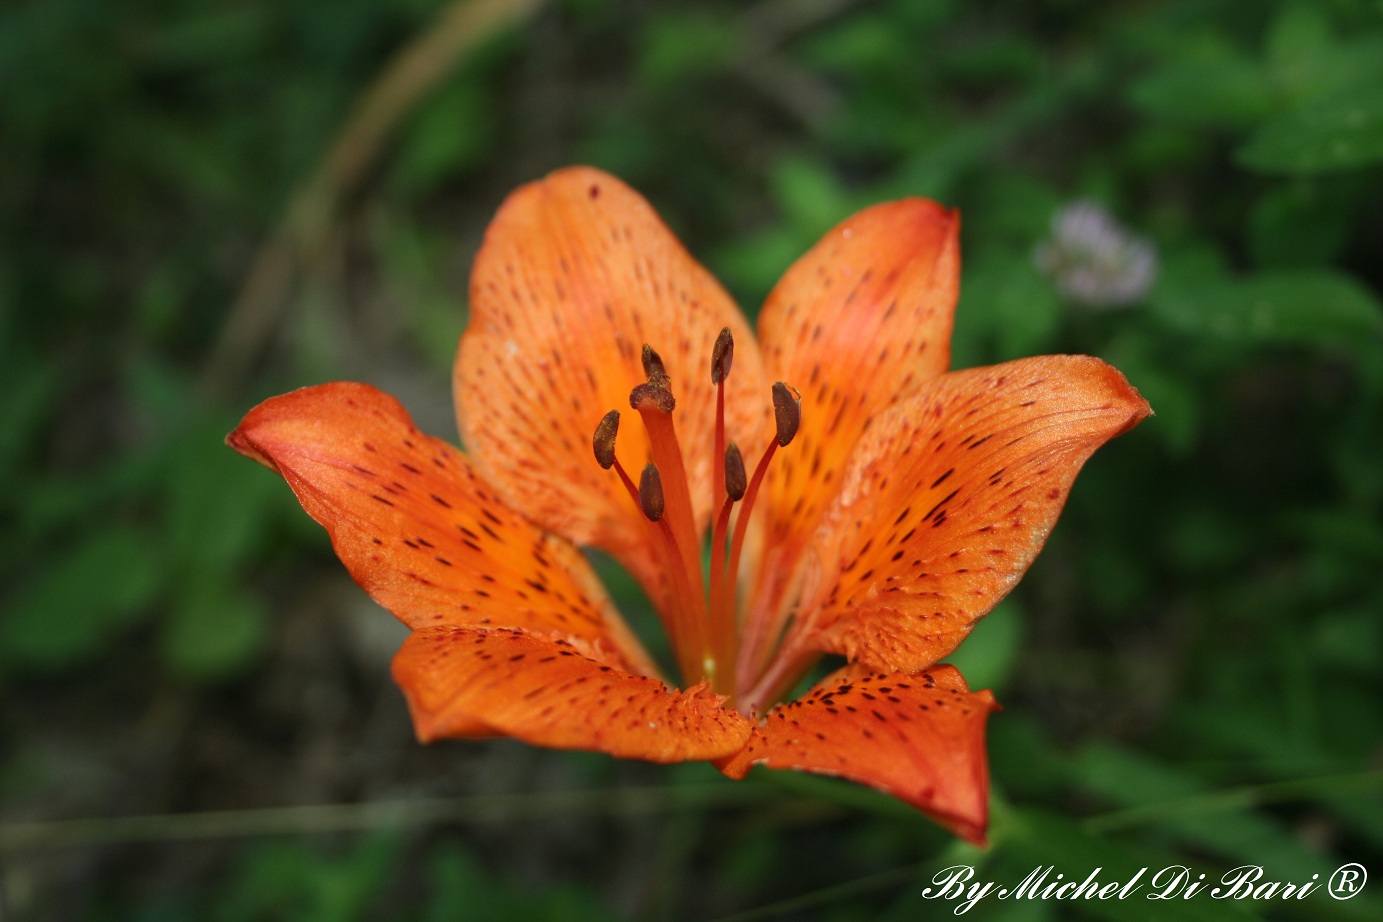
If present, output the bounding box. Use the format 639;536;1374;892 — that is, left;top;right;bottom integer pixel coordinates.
229;167;1149;843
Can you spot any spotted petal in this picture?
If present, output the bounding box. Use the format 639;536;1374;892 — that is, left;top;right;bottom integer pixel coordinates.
797;355;1150;674
718;664;996;843
228;382;651;673
457;167;770;601
747;200;960;643
394;626;753;762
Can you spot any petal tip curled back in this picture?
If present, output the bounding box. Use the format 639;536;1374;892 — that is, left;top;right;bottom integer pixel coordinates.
226;383;346;471
1072;353;1154;436
225;426;268;468
717;665;997;844
227;381;398;463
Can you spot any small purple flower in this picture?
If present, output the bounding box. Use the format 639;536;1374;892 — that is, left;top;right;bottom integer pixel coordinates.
1034;201;1157;309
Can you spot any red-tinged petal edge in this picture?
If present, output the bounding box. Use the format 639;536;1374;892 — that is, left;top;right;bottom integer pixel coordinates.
393;626;754;763
227;382;652;674
718;664;996;843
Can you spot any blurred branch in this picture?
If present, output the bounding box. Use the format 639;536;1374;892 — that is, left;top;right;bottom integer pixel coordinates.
739;0;862;47
200;0;545;396
714;837;982;922
1084;768;1383;834
0;783;762;852
713;863;925;922
732;0;865;128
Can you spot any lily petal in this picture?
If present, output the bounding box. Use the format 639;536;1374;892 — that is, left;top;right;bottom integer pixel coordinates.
457;167;770;599
718;664;996;843
749;200;960;635
393;626;754;762
799;355;1149;674
228;382;650;672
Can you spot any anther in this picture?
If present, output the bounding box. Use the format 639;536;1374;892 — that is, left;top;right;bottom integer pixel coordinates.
772;382;802;447
641;344;670;387
711;327;734;384
592;410;620;469
638;464;665;521
630;381;676;414
724;442;746;501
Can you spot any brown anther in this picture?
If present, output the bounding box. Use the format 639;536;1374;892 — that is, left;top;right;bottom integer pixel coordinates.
638;464;665;521
630;381;676;414
593;410;620;469
711;327;734;384
772;382;802;447
641;344;670;387
724;442;746;501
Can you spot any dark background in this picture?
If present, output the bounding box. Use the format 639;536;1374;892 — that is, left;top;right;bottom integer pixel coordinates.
2;0;1381;919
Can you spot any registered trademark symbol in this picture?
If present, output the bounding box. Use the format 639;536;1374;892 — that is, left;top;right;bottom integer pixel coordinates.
1328;864;1367;900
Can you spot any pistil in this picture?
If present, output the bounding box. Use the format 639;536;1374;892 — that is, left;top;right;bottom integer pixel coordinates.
595;408;699;681
629;369;712;684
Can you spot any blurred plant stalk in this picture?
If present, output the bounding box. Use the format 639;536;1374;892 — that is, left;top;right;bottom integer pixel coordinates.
201;0;545;396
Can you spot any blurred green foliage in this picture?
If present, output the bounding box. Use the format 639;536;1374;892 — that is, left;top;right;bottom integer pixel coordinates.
2;0;1381;919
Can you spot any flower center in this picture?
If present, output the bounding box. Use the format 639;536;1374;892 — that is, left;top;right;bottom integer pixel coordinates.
592;330;800;704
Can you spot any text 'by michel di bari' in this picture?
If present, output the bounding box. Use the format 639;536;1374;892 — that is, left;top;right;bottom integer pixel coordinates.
919;863;1368;915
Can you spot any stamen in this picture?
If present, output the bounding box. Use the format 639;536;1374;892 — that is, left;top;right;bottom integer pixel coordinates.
708;440;744;680
725;433;778;599
592;409;641;505
592;410;620;470
730;383;801;695
711;330;731;564
710;327;732;527
772;381;802;446
723;442;746;501
705;328;737;691
711;327;734;384
589;334;805;705
638;464;665;521
592;406;701;684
